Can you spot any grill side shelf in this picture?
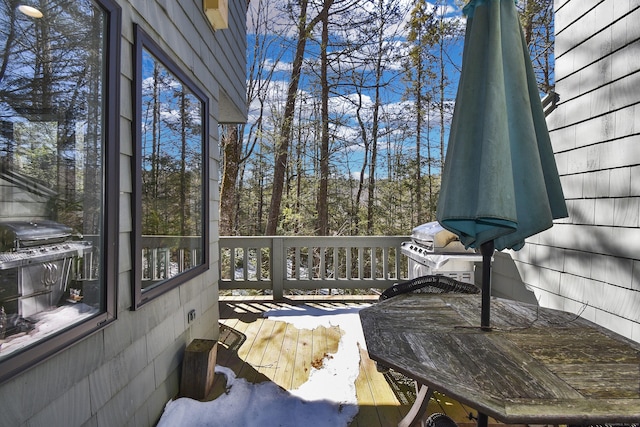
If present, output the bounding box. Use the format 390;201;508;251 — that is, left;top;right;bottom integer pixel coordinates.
0;242;92;270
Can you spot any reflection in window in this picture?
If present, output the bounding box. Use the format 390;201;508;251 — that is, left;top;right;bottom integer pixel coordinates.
133;26;208;308
0;0;118;370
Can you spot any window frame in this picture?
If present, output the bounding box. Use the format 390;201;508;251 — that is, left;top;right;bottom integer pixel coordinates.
0;0;121;384
132;25;210;309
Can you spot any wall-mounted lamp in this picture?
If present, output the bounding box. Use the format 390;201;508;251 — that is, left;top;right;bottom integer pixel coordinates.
204;0;228;30
18;5;43;18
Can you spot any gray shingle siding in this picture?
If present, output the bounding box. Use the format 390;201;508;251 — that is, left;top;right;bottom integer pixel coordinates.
495;0;640;343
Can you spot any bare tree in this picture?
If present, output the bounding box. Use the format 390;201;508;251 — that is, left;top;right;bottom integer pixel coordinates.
315;5;330;235
518;0;554;93
265;0;334;235
220;0;282;235
229;0;554;238
219;124;240;235
326;0;404;235
405;0;437;224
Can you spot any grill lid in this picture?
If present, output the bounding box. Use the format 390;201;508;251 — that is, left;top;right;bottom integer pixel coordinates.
411;221;459;249
0;220;73;251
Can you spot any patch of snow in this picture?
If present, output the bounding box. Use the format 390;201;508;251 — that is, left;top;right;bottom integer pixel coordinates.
157;304;370;427
0;304;99;357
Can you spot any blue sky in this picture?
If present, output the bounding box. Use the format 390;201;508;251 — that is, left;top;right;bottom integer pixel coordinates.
244;0;468;178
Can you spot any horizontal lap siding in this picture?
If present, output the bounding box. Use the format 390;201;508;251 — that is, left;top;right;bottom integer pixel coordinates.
500;0;640;342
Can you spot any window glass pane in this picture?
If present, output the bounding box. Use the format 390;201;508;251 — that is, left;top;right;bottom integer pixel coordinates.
0;1;107;358
135;30;207;303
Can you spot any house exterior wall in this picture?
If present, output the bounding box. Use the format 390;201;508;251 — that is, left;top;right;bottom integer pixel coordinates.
495;0;640;343
0;179;49;219
0;1;246;426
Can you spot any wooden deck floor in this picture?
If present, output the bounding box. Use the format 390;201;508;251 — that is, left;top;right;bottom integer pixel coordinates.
213;295;524;427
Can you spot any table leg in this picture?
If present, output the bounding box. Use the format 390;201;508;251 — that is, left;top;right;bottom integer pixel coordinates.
398;384;433;427
477;412;488;427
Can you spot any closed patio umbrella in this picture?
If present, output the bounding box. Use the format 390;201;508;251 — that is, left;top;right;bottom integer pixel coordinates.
436;0;567;324
436;3;567;424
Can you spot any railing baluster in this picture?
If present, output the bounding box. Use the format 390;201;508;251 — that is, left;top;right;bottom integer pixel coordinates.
243;248;248;281
230;247;236;281
273;237;284;299
383;246;389;280
152;249;158;280
192;249;197;271
257;247;262;281
320;247;326;280
164;249;170;279
371;247;377;279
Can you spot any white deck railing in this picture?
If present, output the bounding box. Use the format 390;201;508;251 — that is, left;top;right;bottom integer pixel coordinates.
140;235;201;283
218;236;410;299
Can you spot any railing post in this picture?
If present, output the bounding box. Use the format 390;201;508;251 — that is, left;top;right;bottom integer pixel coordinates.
272;237;284;300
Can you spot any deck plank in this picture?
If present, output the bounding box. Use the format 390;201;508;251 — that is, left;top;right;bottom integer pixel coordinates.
351;345;401;427
254;319;287;380
272;322;299;390
292;323;314;389
233;322;263;381
312;323;328;366
217;305;256;378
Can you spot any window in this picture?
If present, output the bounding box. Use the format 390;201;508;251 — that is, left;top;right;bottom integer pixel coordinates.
0;0;120;382
132;26;209;308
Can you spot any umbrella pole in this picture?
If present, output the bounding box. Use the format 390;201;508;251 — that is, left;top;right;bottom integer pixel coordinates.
477;412;489;427
480;240;494;331
478;241;493;427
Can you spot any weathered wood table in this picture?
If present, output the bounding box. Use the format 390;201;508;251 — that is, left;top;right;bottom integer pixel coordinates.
359;293;640;426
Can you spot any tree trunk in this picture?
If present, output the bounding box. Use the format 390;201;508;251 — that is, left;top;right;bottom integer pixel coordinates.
265;0;334;235
179;91;188;236
219;124;240;236
265;0;309;236
415;64;423;225
366;0;386;236
316;9;330;236
354;92;369;236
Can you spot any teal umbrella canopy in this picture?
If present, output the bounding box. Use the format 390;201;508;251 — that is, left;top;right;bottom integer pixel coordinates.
436;0;568;252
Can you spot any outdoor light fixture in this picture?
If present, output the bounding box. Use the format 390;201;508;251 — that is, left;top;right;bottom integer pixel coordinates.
18;4;43;18
203;0;228;30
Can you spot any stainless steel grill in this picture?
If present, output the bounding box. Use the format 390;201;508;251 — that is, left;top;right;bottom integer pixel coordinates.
401;222;482;284
0;220;73;251
0;221;93;327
